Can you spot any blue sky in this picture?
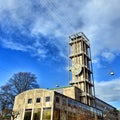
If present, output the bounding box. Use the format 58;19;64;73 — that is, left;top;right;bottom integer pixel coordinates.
0;0;120;109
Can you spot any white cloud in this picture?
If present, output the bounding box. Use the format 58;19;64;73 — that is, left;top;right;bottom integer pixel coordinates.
92;58;101;67
0;0;120;63
0;37;48;59
80;0;120;58
95;78;120;102
101;51;116;62
0;0;120;107
0;38;27;51
31;48;47;59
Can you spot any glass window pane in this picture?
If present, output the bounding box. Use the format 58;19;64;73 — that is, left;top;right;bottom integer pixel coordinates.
24;109;32;120
36;98;41;103
56;97;60;103
33;108;41;120
54;109;60;120
42;107;51;120
60;110;66;120
46;96;50;102
28;98;32;104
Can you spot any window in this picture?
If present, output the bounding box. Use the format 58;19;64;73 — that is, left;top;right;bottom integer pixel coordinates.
46;96;50;102
54;109;60;120
56;97;60;103
43;107;51;120
24;109;32;120
28;98;32;104
62;98;66;105
36;98;41;103
33;108;41;120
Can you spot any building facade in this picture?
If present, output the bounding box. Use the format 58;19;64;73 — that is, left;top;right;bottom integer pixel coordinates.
12;32;118;120
52;86;118;120
13;89;102;120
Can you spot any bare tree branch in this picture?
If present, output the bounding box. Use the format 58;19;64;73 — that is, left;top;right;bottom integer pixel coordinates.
0;72;40;118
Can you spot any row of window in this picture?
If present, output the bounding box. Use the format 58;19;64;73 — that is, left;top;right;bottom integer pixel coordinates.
23;107;101;120
55;96;102;116
24;107;51;120
28;96;50;104
27;96;64;104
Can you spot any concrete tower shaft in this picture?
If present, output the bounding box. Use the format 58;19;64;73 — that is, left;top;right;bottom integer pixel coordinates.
68;32;95;106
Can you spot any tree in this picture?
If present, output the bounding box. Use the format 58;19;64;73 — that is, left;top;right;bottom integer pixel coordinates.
0;72;40;119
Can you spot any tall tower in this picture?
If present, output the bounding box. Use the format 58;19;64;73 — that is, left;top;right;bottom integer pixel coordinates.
68;32;95;106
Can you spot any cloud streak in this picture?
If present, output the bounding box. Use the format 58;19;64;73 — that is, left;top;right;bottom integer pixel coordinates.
95;77;120;102
0;0;120;63
81;0;120;62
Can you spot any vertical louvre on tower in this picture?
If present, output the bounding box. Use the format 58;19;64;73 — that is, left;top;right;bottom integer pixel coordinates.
68;32;95;106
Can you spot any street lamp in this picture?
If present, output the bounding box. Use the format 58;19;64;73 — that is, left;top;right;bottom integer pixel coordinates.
110;71;114;76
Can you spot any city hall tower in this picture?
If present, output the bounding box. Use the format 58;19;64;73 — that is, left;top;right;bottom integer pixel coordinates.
68;32;95;106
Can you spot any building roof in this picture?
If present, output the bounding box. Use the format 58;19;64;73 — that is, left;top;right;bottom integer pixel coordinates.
50;85;73;90
96;97;116;109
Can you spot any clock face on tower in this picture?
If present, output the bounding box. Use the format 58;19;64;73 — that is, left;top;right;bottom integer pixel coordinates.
72;64;82;76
